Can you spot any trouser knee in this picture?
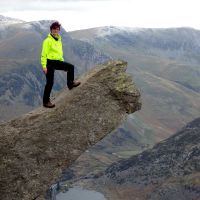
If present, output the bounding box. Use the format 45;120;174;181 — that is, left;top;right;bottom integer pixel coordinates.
67;63;74;71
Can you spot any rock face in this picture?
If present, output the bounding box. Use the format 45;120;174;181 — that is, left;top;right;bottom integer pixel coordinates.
92;117;200;200
0;60;141;200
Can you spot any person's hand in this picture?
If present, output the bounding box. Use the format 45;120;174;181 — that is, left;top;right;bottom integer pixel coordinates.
43;68;47;75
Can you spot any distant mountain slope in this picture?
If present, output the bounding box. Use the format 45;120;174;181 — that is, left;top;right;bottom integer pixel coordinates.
70;26;200;60
90;117;200;200
0;18;111;122
69;26;200;139
0;15;24;24
70;26;200;90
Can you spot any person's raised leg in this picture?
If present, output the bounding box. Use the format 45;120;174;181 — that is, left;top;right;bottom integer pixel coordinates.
55;61;81;90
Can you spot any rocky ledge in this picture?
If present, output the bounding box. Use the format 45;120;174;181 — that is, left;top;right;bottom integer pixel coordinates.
0;60;141;200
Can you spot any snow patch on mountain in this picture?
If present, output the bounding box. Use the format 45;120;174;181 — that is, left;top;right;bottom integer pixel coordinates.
96;26;146;37
0;15;24;25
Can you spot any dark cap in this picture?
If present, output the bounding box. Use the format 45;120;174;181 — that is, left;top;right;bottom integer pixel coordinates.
50;21;61;30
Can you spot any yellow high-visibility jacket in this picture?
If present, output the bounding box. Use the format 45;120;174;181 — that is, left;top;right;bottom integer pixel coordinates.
41;34;64;69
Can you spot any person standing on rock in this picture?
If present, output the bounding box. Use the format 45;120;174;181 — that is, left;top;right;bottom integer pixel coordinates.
41;21;81;108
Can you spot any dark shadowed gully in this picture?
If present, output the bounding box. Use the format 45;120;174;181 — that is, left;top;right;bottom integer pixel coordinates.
0;60;141;200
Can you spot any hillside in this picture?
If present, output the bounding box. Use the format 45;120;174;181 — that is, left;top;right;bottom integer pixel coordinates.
70;26;200;139
0;60;141;200
96;117;200;200
68;116;200;200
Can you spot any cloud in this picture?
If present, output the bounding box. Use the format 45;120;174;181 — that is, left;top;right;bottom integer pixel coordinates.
0;0;126;12
0;0;121;30
0;0;117;12
0;0;76;12
1;0;200;31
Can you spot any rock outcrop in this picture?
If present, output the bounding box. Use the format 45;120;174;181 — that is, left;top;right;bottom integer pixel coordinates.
0;60;141;200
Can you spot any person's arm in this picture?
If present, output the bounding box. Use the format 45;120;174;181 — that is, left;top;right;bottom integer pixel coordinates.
41;39;48;74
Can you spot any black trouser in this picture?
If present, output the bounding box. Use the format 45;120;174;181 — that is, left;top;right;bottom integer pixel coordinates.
43;59;74;104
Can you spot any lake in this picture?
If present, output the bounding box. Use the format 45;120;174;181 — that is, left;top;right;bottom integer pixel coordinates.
56;186;107;200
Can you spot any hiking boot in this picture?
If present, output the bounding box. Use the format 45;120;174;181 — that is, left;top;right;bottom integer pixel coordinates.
43;101;55;108
68;81;81;90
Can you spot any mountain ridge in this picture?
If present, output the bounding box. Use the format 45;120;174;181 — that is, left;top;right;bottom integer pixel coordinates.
0;15;24;24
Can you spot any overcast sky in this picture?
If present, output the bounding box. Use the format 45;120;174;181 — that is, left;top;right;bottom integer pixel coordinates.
1;0;200;31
